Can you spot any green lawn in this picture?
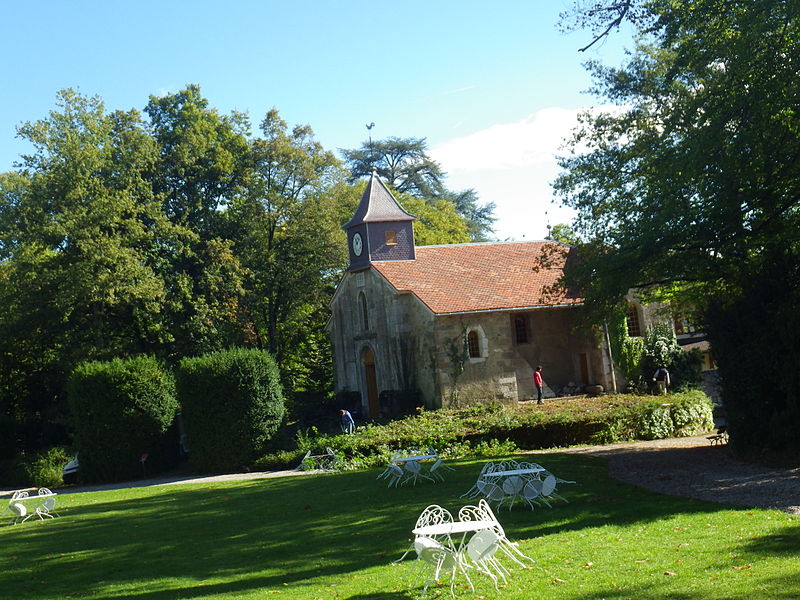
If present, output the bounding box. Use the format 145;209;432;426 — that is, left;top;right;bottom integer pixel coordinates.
2;454;798;599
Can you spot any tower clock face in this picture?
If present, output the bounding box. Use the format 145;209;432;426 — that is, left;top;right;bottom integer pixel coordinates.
352;232;363;257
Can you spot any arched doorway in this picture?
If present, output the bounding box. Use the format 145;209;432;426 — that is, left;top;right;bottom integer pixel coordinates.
362;347;380;418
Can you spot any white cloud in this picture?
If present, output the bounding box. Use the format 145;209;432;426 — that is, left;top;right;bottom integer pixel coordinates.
430;105;619;241
430;107;580;172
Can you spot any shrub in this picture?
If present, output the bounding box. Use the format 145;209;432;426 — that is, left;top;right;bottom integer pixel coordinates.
67;356;178;483
253;392;715;472
669;348;704;392
670;390;715;435
23;446;73;488
177;347;285;473
637;401;674;440
618;336;645;383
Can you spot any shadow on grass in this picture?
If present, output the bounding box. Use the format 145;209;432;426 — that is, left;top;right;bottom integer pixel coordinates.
1;453;795;600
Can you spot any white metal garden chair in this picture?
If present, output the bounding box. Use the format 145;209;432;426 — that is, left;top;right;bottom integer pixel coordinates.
414;536;459;595
402;459;435;486
35;488;60;519
8;491;35;525
464;529;509;589
459;500;534;567
395;504;454;563
540;473;569;504
500;475;525;510
476;479;506;508
461;461;497;498
378;463;405;487
428;458;453;482
521;479;546;509
8;501;30;525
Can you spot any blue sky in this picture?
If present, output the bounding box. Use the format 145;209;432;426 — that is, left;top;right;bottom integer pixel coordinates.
1;1;632;240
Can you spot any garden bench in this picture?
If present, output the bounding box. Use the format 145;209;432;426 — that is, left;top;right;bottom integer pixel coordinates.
707;426;728;445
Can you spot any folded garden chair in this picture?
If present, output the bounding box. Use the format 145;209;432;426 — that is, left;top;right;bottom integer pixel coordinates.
35;488;60;519
402;459;435;486
377;463;405;487
428;458;454;482
464;529;509;589
459;500;534;567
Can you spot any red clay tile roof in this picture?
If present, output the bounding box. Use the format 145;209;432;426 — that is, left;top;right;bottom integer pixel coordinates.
371;241;583;314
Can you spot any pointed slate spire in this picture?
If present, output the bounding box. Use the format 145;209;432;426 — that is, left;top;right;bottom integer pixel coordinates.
343;171;416;270
343;170;416;229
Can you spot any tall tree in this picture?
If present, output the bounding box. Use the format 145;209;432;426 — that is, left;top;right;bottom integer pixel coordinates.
438;188;496;242
549;223;579;245
342;136;446;197
556;0;800;454
224;109;344;393
0;90;173;449
144;86;250;357
342;136;495;240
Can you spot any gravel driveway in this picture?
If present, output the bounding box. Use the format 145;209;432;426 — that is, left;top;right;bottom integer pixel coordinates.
541;435;800;514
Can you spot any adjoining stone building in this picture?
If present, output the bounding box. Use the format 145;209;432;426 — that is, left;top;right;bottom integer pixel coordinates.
327;173;618;418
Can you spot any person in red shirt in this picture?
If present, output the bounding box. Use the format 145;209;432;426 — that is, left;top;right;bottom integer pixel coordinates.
534;365;544;404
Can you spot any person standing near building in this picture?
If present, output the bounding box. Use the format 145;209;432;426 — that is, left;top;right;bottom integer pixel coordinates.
534;366;544;404
340;409;355;434
653;365;670;395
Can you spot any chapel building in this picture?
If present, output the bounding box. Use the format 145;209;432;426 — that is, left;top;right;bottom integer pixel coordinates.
327;172;617;418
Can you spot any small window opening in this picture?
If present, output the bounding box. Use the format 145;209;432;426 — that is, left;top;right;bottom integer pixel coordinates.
360;292;369;330
467;330;480;358
626;302;641;337
385;230;397;245
514;315;528;344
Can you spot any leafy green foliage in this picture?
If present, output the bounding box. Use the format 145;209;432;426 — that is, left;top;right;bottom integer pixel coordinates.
177;348;285;473
342;136;447;197
222;110;345;395
556;0;800;453
22;446;73;488
342;136;495;240
257;392;713;470
67;356;178;483
549;223;579;245
393;192;471;245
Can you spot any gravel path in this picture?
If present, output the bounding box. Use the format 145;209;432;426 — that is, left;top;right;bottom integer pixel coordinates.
540;435;800;514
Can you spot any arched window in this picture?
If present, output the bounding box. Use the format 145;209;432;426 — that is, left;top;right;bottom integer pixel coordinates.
467;330;480;358
359;292;369;330
626;301;642;337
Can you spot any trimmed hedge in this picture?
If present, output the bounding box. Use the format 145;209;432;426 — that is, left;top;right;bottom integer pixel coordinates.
255;391;715;471
177;348;285;473
67;356;178;483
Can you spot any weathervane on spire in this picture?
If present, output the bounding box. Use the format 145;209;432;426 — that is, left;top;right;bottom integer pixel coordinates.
545;210;552;240
366;122;375;154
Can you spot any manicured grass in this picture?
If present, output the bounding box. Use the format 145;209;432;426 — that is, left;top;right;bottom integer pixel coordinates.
2;454;798;599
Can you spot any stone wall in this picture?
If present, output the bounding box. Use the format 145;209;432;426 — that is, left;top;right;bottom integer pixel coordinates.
331;268;615;412
430;307;611;406
329;268;436;412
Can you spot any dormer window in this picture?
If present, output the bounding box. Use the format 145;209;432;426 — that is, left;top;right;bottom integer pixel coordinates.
385;230;397;245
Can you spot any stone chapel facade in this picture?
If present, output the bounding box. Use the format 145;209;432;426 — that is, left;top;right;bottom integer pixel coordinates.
327;173;617;418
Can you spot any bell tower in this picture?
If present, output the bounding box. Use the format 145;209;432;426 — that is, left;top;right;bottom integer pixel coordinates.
343;171;416;270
